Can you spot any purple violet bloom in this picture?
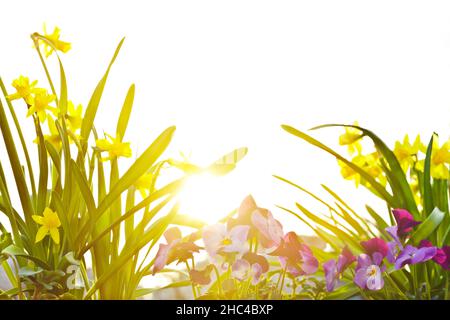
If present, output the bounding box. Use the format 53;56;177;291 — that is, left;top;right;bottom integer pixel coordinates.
392;209;421;238
394;245;437;270
323;246;356;292
354;253;385;291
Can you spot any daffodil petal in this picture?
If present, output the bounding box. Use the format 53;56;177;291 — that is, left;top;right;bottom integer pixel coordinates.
35;226;49;243
49;228;60;244
32;215;44;225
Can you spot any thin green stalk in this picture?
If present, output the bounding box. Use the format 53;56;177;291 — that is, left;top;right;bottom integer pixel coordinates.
31;37;58;104
213;264;223;298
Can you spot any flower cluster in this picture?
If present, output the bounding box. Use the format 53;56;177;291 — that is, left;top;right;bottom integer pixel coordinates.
323;208;449;293
152;196;320;299
153;195;450;298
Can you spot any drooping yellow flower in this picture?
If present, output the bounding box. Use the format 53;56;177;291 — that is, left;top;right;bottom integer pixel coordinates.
32;207;61;244
41;25;71;57
416;137;450;179
134;173;154;198
393;134;423;172
65;101;83;132
339;122;363;156
338;152;386;187
6;76;38;104
27;89;57;123
95;133;132;161
44;118;62;150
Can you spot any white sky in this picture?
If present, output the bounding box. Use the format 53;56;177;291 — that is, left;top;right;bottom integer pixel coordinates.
1;1;450;235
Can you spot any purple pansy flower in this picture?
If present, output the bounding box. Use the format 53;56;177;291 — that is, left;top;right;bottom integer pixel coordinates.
392;209;421;238
323;246;356;292
354;253;385;291
394;245;437;270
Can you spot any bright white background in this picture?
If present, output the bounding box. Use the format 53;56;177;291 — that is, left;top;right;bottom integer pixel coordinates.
1;1;450;233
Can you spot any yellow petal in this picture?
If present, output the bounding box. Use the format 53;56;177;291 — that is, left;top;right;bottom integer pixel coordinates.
32;215;44;225
95;139;111;151
49;228;60;244
35;226;49;243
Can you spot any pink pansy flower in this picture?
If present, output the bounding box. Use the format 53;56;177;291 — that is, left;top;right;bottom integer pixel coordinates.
419;240;450;270
202;223;250;259
189;264;214;285
152;227;201;274
251;208;284;249
270;232;318;277
227;195;258;228
361;237;388;259
231;252;269;285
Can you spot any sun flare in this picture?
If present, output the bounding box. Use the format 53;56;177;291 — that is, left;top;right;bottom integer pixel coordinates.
177;173;236;224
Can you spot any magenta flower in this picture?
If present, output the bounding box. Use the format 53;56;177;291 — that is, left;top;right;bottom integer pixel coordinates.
270;232;318;277
361;237;388;259
323;246;356;292
419;240;450;270
202;223;250;258
251;208;284;249
392;209;421;238
394;245;437;269
354;253;385;291
152;227;201;274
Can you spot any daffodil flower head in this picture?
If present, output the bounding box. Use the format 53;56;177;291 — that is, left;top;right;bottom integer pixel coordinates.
65;101;83;132
41;25;71;57
339;122;363;156
338;152;386;187
44;118;62;150
393;134;423;172
415;136;450;180
6;76;38;105
134;173;153;198
32;207;61;244
95;133;132;161
27;88;57;123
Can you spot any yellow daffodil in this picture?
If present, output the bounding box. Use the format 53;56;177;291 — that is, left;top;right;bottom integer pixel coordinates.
44;118;62;150
339;122;363;156
95;133;132;161
416;137;450;179
66;101;83;132
134;173;154;198
410;174;422;206
338;152;386;187
6;76;38;104
41;25;71;57
27;89;57;123
393;134;423;172
32;207;61;244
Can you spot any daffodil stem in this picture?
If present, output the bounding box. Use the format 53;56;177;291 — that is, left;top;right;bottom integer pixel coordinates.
32;37;59;106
